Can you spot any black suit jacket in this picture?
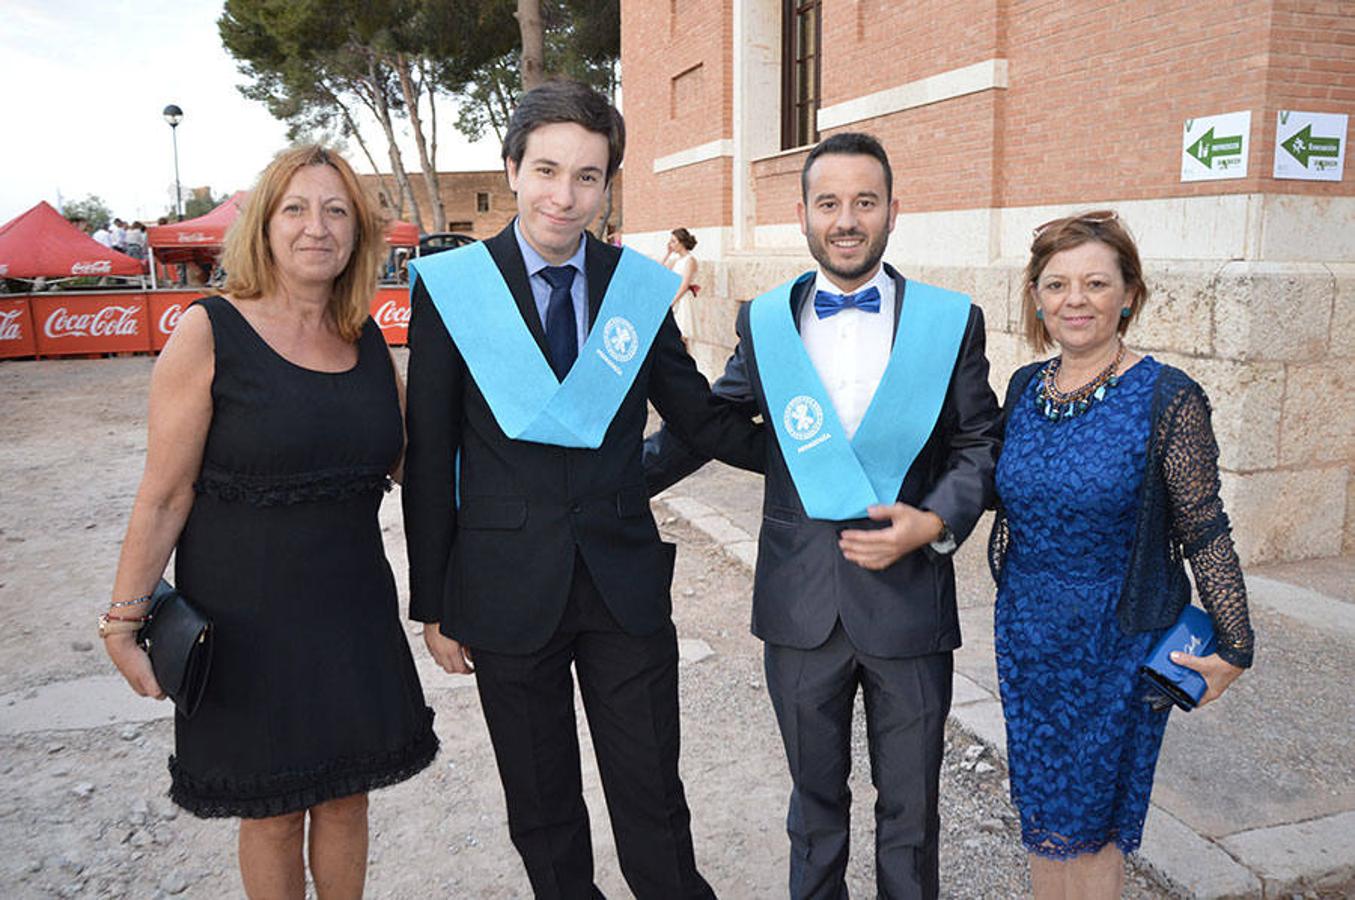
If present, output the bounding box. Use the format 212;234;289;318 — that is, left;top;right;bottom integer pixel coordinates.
403;224;766;654
645;266;1001;658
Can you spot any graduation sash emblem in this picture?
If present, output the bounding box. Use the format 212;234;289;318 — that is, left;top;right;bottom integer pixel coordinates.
409;242;678;448
749;276;971;520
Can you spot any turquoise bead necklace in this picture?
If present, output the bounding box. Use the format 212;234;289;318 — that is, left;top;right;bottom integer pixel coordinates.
1035;340;1126;421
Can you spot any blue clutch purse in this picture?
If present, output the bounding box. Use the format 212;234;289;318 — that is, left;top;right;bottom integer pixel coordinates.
1140;605;1216;711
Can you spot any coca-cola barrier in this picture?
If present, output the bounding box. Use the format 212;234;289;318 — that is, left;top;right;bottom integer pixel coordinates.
2;288;413;359
0;298;37;359
31;294;151;355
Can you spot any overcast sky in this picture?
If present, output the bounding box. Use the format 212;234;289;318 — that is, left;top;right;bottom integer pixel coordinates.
0;0;503;225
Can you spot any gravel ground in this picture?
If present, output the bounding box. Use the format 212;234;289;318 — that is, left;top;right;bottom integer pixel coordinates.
0;355;1180;898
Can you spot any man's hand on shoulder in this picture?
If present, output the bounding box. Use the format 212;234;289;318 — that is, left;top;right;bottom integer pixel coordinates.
423;623;474;675
838;503;944;571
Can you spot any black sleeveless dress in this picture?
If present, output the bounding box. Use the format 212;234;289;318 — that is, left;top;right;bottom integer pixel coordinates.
168;296;437;818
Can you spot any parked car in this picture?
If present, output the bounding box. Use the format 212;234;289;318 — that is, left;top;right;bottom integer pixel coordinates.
418;232;477;256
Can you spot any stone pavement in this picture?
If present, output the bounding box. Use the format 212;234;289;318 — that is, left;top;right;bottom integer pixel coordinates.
653;460;1355;899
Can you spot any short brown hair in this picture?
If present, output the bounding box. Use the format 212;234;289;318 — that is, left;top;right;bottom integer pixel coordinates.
1021;210;1148;353
502;79;626;185
220;145;383;342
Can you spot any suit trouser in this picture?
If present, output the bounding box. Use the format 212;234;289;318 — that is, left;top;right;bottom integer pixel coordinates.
765;622;953;900
471;554;715;900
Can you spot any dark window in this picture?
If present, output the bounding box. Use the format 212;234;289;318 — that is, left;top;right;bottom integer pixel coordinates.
782;0;822;150
476;191;490;213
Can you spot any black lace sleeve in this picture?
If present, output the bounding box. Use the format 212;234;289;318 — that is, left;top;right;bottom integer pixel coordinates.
1158;383;1255;668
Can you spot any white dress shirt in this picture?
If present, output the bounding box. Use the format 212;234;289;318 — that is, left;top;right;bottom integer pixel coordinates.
798;265;895;439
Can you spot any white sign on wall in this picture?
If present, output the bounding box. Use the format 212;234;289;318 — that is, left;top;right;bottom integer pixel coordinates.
1181;111;1251;182
1273;110;1347;181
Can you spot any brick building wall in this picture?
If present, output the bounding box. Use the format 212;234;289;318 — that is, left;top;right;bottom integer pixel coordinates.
620;0;1355;564
621;0;733;235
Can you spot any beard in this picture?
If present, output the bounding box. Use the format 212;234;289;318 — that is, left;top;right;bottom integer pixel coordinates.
805;226;889;286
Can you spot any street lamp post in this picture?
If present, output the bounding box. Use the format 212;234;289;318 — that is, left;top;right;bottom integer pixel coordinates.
162;104;184;221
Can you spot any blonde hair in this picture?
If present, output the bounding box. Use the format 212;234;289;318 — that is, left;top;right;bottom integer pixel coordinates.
1020;210;1148;353
220;145;383;342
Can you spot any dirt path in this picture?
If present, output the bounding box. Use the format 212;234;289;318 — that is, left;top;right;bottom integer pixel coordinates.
0;355;1168;898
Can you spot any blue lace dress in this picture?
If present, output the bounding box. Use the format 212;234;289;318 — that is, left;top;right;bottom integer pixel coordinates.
994;355;1171;858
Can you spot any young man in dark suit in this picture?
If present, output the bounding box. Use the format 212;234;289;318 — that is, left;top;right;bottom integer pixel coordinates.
646;132;1002;899
402;80;762;899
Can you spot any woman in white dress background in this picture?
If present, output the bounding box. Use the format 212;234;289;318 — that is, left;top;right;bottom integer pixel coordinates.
661;227;699;347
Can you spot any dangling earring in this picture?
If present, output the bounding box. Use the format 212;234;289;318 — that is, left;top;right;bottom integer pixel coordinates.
1120;307;1131;319
1035;307;1044;320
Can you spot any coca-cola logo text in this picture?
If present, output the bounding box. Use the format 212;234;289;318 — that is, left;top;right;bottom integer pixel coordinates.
71;260;113;275
44;305;142;339
375;299;410;329
177;232;211;243
158;304;184;335
0;308;23;341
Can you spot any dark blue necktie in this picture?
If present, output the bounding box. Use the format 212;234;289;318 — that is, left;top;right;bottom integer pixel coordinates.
540;265;577;380
814;285;882;319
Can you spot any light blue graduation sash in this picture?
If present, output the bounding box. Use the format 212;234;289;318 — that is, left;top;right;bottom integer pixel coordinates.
409;241;679;448
750;276;971;520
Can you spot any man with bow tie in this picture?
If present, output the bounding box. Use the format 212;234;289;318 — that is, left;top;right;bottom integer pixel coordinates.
646;132;1002;899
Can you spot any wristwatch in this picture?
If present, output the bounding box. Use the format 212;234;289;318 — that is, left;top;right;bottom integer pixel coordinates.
929;515;958;555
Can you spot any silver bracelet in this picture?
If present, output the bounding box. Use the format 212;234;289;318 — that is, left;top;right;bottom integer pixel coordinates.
109;594;151;609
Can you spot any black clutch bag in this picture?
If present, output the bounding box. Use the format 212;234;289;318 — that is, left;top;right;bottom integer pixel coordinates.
138;579;213;718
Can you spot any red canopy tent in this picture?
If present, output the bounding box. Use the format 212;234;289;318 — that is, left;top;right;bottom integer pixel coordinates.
384;219;418;246
0;202;147;279
145;191;247;264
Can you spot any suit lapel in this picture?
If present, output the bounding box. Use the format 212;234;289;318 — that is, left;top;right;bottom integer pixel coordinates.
788;272;818;335
884;263;906;334
583;232;620;329
484;223;551;358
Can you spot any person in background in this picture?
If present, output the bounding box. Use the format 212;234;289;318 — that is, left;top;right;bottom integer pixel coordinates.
91;221;112;247
660;227;699;345
123;222;147;260
989;210;1254;899
103;144;437;900
111;218;128;253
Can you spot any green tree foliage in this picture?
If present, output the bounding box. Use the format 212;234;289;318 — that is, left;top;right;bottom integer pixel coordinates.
446;0;620;145
220;0;520;232
218;0;619;230
182;191;227;220
61;195;112;231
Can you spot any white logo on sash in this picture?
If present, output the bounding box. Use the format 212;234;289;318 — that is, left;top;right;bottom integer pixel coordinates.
603;316;639;364
783;395;824;441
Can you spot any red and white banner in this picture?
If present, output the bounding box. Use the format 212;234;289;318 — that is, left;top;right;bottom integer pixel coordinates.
31;294;152;356
371;287;410;346
0;299;37;359
2;287;409;360
148;291;204;351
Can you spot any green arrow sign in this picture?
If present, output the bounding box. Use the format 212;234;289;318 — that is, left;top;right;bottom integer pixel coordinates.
1281;124;1341;167
1186;127;1244;167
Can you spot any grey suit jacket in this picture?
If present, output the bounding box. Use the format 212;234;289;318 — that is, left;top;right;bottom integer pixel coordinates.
644;265;1002;657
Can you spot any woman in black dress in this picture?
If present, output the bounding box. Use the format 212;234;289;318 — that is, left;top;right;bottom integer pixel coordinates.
104;145;437;898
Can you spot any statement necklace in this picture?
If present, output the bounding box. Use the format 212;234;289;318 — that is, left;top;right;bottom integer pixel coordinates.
1035;341;1126;421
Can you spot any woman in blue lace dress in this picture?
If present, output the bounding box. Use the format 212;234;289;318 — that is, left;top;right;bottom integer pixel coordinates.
989;211;1254;898
104;146;436;899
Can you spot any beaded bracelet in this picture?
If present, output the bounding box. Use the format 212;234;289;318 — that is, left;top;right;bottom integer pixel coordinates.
109;594;152;609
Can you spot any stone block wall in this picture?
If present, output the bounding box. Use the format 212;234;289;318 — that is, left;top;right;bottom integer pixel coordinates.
684;254;1355;565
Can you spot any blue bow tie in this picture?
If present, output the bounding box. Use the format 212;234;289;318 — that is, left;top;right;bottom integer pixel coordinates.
814;285;881;319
